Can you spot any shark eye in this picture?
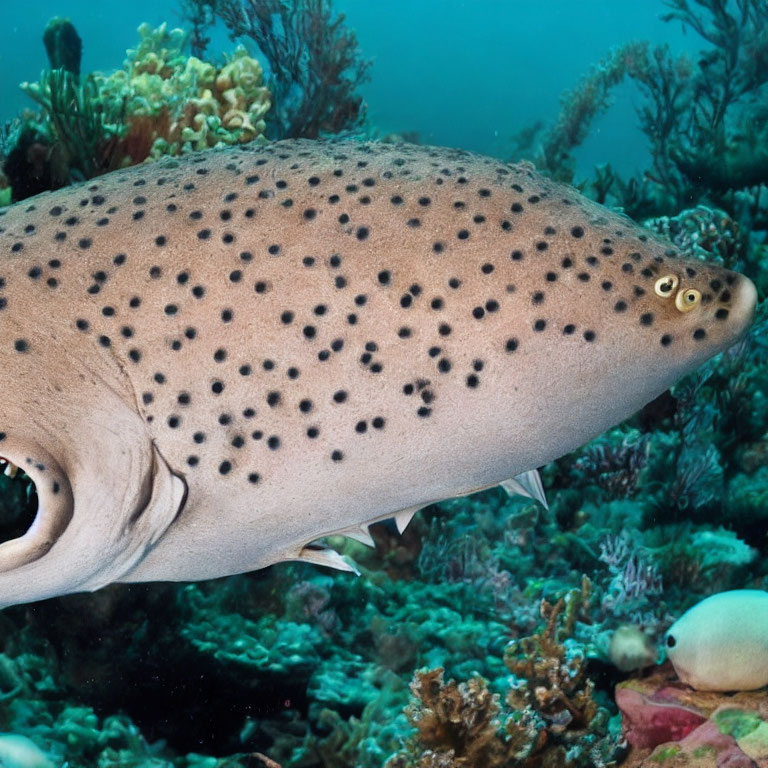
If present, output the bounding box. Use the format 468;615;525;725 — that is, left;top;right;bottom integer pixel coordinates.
675;288;701;313
666;634;676;648
655;275;678;297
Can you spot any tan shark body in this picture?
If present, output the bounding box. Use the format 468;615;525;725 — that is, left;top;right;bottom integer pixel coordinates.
0;140;756;606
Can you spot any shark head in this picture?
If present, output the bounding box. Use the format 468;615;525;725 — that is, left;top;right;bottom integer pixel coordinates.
0;309;186;605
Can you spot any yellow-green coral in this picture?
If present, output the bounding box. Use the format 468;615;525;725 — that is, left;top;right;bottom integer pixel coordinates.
95;23;271;161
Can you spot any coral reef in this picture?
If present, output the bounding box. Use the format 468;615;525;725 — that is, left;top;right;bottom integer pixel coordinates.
94;23;270;162
388;587;621;767
0;3;765;766
3;21;270;202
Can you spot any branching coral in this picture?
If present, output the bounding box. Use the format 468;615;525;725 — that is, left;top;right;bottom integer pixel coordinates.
572;431;651;500
389;584;620;768
390;668;518;768
212;0;370;139
416;517;515;610
598;531;663;624
644;205;746;270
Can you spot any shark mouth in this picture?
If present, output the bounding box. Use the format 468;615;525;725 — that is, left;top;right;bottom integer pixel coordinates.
0;456;39;543
0;444;73;572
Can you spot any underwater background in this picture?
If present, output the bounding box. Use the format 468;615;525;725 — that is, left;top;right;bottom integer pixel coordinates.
0;1;767;766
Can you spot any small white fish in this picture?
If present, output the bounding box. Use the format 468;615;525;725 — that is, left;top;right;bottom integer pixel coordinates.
665;590;768;691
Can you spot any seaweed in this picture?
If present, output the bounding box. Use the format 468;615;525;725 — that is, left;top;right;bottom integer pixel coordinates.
537;43;648;184
22;70;123;183
211;0;371;139
179;0;217;58
520;0;768;221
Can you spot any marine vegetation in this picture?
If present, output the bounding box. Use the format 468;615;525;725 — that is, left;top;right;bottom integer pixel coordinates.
515;0;768;224
2;21;270;201
184;0;371;139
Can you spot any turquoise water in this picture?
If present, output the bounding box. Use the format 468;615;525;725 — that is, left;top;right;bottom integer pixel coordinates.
1;1;695;176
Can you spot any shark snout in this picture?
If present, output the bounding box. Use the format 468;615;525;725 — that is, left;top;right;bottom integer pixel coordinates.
731;273;758;340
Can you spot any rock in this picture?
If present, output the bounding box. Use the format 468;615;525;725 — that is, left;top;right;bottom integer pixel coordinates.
616;664;768;766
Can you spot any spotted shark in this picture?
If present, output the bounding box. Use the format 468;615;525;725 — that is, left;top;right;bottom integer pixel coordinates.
0;140;756;606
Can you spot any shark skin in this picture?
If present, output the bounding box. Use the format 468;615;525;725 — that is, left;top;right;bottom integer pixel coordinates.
0;139;757;607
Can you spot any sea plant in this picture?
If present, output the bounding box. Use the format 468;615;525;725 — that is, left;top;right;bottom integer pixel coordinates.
209;0;370;138
22;69;123;182
520;0;768;220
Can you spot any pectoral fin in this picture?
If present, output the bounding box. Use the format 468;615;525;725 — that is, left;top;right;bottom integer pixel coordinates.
294;545;360;575
500;469;548;509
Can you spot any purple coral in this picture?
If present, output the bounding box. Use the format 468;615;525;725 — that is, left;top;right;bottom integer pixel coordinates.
599;532;663;619
574;433;650;499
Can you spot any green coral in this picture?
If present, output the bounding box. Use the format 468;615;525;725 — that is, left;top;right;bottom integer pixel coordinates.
94;23;270;161
182;601;324;675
